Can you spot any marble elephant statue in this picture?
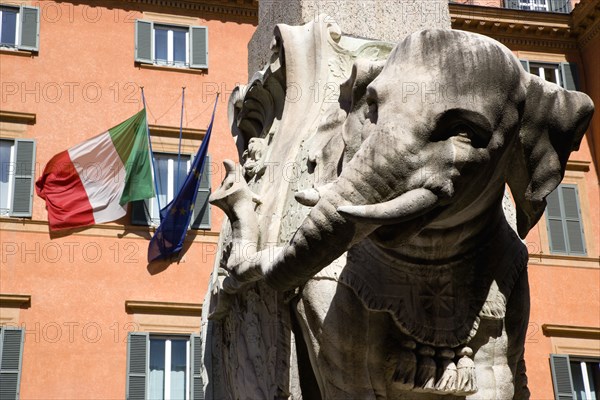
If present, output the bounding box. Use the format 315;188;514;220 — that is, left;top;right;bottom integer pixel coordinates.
209;29;594;400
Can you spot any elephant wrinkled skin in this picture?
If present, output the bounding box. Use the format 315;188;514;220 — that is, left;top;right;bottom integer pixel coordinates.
209;28;594;399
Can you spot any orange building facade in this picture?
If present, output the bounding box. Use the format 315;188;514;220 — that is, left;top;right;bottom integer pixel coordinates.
0;0;256;398
0;0;598;399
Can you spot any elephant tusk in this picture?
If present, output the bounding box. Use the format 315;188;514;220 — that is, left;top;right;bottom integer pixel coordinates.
337;188;439;225
295;188;320;206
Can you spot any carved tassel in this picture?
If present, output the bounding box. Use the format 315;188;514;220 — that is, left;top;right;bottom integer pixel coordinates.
435;348;457;392
392;339;417;389
456;346;478;395
415;346;437;391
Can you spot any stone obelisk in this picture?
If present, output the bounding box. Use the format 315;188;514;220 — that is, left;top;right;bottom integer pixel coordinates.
248;0;451;77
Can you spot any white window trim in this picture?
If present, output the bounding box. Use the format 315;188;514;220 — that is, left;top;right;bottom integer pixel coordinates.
148;154;191;225
154;24;189;68
150;336;191;400
0;5;20;49
0;139;15;216
518;0;549;11
530;62;563;88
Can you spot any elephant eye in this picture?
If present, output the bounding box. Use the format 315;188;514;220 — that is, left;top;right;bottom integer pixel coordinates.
450;123;489;148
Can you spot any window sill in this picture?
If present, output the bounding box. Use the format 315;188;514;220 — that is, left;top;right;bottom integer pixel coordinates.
0;47;35;57
528;252;599;268
136;62;207;74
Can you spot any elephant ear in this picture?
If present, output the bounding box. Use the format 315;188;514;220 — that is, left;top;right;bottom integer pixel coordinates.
340;59;386;163
507;74;594;239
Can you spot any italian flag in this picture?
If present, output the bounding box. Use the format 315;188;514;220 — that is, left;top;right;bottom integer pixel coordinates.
36;109;154;231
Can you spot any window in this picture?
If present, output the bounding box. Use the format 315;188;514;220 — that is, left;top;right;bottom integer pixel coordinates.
518;0;549;11
135;20;208;69
530;62;562;86
504;0;572;13
551;354;600;400
0;5;39;51
0;139;36;217
126;333;204;400
545;184;586;256
520;60;580;91
131;153;211;230
0;326;24;400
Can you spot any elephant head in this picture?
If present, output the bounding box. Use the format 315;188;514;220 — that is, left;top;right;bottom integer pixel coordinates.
214;29;594;292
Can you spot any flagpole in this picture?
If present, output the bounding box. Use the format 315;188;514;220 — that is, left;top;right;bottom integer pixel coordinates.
176;87;185;191
141;87;162;216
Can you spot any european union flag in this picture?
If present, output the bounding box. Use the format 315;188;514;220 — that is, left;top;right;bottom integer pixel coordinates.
147;97;217;262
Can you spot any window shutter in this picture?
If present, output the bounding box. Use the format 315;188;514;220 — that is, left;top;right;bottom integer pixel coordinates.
190;334;205;400
135;20;153;64
546;188;567;253
0;327;24;400
10;139;35;217
504;0;520;9
190;26;208;69
126;332;148;400
550;354;575;400
519;59;530;73
130;200;151;226
560;63;579;91
18;6;39;51
191;155;210;230
560;185;586;254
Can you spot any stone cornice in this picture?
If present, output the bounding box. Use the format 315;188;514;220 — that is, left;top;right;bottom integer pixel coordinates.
572;0;600;48
0;110;36;124
0;294;31;308
542;324;600;340
149;124;206;140
125;300;202;316
450;3;578;49
123;0;257;21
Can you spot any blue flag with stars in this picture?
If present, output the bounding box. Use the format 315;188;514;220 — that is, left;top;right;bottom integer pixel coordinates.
147;96;218;262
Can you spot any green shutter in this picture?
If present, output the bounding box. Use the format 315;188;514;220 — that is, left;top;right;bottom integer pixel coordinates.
546;185;586;256
550;354;575;400
560;63;579;91
135;20;153;64
546;189;567;253
504;0;520;9
191;155;210;230
126;332;148;400
130;200;151;226
190;26;208;69
560;186;586;254
18;6;39;51
519;59;530;73
0;327;24;400
10;139;35;217
190;334;205;400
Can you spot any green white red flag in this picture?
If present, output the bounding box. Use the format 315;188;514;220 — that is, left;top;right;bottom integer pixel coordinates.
36;109;154;230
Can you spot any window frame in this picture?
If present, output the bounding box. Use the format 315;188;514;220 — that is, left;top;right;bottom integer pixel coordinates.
148;335;192;400
0;5;39;52
0;138;36;218
130;151;211;231
147;151;192;226
0;5;20;48
0;138;16;215
153;23;189;67
126;332;204;400
518;0;549;11
529;62;562;87
135;20;208;70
